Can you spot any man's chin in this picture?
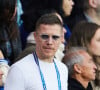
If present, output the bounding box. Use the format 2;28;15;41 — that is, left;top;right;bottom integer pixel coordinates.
44;54;54;58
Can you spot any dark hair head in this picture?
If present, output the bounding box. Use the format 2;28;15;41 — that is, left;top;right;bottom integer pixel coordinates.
43;0;64;16
68;21;100;48
0;0;19;40
21;0;64;32
70;0;89;15
71;0;83;14
0;0;16;24
35;13;63;31
21;0;64;16
82;0;90;11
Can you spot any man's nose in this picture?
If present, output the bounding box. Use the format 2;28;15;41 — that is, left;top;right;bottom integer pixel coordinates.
47;37;53;44
93;63;97;70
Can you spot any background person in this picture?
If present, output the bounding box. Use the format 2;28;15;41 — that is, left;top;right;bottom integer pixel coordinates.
0;50;9;90
67;21;100;90
65;0;100;30
0;0;22;65
62;47;97;90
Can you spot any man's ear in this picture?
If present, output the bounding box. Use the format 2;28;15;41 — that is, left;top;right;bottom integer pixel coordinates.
89;0;98;8
74;64;82;74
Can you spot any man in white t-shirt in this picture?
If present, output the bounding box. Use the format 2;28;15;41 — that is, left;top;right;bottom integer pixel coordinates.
5;13;68;90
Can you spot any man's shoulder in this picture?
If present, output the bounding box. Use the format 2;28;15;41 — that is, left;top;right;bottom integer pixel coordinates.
54;59;68;72
11;54;35;69
55;59;66;67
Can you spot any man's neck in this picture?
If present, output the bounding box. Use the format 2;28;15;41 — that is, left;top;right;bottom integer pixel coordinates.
39;58;54;63
85;9;100;25
72;75;89;89
35;51;54;63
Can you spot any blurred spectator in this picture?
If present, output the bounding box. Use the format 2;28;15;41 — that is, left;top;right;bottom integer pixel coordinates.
0;60;10;90
0;50;9;90
65;0;100;30
0;0;22;65
62;47;97;90
67;21;100;90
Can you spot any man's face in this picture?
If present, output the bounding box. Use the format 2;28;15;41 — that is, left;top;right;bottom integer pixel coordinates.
80;51;97;81
34;24;62;60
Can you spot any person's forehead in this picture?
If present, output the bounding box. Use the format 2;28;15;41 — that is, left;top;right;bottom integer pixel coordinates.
39;24;62;28
37;24;62;33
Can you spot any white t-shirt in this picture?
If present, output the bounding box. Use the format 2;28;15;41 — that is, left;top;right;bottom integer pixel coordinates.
4;54;68;90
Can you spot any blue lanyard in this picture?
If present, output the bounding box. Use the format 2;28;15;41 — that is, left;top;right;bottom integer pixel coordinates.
33;52;61;90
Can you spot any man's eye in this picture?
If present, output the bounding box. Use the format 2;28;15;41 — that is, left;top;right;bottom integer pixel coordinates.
41;35;49;39
52;36;60;40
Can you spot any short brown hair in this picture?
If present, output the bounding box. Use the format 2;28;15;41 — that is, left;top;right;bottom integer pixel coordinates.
35;13;63;31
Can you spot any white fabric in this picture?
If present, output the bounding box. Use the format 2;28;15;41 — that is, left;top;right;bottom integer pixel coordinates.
0;63;9;86
27;32;36;44
55;43;65;61
4;54;68;90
